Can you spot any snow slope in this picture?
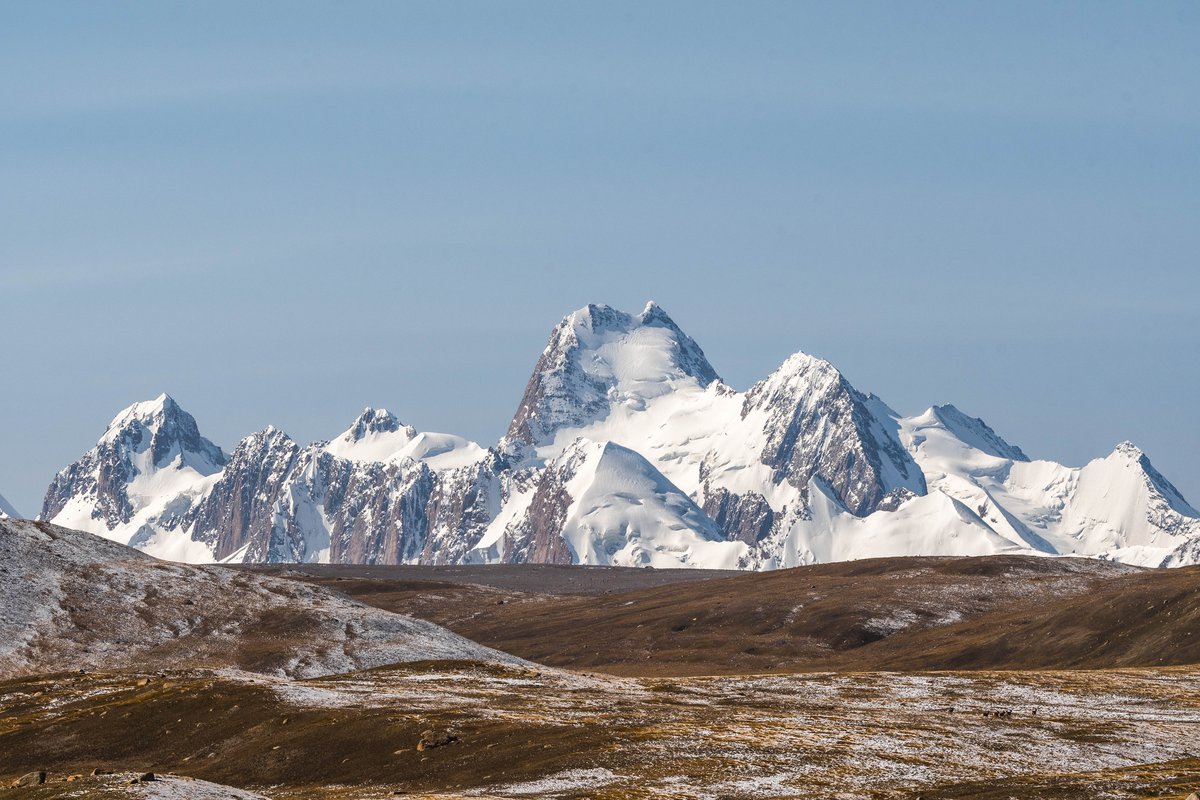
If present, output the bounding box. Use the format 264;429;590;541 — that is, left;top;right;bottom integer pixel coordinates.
470;439;746;568
897;407;1200;566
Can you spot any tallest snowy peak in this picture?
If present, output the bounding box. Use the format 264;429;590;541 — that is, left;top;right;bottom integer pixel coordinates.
559;301;704;347
506;303;721;446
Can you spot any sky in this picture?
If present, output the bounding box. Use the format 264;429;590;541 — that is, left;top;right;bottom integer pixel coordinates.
1;1;1198;515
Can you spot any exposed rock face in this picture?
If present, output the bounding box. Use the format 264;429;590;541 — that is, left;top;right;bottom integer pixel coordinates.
702;487;776;545
421;453;505;564
181;430;501;566
505;302;720;447
191;444;440;565
319;456;434;565
340;407;409;441
497;454;579;565
1162;537;1200;567
742;354;926;516
184;426;300;559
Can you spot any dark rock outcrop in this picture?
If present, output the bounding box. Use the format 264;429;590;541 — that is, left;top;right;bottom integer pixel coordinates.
184;426;300;559
743;354;925;516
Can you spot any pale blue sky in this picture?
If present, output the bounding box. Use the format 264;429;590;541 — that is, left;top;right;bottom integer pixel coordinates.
2;1;1198;514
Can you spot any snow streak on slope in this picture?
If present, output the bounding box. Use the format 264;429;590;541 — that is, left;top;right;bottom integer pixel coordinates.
35;302;1200;569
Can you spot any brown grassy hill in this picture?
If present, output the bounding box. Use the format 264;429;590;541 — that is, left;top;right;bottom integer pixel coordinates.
262;556;1200;676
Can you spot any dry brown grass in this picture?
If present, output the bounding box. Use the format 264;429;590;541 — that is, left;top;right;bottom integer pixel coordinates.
268;556;1200;677
3;663;1200;799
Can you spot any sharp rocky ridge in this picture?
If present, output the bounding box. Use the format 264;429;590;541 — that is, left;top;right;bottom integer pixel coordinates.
38;303;1200;569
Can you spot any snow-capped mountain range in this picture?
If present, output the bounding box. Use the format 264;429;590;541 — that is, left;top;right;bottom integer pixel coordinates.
38;302;1200;568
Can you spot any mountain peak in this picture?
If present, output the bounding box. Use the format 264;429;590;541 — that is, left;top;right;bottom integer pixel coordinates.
771;351;842;383
745;350;926;516
1106;442;1195;511
105;393;179;433
344;407;405;441
637;300;670;324
505;303;720;446
1112;441;1145;460
928;404;1030;462
324;408;485;470
97;395;226;471
257;424;288;439
41;395;227;534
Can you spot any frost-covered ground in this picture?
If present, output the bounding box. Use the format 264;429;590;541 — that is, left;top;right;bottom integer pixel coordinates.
5;517;1200;799
0;774;269;800
0;520;523;679
250;665;1200;799
6;663;1200;799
